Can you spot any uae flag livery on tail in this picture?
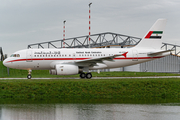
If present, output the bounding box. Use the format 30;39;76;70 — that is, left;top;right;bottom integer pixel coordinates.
145;31;163;39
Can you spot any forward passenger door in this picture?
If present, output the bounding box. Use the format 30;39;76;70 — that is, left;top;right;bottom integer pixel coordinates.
26;50;33;62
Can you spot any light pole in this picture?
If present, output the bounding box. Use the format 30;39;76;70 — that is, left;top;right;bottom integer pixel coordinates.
89;2;92;48
63;20;66;48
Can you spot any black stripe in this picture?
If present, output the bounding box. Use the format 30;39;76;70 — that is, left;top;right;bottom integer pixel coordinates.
149;36;161;39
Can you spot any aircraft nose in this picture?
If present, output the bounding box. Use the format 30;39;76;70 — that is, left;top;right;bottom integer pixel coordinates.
3;59;7;66
3;59;10;68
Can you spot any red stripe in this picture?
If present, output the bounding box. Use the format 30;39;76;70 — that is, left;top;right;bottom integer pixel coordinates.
122;52;128;58
6;58;89;63
6;56;164;63
114;56;163;60
145;31;153;39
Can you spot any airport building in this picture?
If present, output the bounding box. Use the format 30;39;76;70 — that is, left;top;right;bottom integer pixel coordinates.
25;32;180;73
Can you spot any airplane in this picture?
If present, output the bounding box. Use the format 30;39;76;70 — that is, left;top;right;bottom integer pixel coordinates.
3;19;172;79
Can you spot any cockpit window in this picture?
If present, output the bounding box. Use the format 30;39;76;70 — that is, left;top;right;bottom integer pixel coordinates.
10;54;20;57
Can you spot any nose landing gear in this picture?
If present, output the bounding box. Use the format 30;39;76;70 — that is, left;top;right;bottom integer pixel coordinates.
27;70;32;79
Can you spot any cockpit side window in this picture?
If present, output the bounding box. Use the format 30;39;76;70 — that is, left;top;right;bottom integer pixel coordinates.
10;54;20;57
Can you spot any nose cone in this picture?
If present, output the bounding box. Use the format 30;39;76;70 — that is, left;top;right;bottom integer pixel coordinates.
3;59;7;66
3;59;10;68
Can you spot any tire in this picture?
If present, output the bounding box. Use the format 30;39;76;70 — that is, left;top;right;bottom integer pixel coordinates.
27;74;32;79
86;73;92;79
80;73;86;78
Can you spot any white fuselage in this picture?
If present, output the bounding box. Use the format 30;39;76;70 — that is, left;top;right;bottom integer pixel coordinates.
3;47;168;71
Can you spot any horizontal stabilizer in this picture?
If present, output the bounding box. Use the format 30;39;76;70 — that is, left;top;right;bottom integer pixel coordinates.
148;50;173;56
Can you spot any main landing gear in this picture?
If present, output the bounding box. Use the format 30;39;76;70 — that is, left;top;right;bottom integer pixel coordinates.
80;72;92;79
27;70;32;79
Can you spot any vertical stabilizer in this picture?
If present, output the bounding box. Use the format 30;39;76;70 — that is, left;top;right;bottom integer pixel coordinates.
135;19;167;49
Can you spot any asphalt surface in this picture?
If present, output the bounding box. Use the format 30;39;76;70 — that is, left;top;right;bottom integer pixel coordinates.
0;76;180;80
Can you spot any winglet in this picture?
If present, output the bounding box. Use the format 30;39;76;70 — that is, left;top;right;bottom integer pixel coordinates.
122;52;128;58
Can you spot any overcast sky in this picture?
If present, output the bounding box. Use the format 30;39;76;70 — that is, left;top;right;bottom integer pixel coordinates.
0;0;180;55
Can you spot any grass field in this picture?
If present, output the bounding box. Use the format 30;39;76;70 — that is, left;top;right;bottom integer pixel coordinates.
1;62;180;102
0;78;180;101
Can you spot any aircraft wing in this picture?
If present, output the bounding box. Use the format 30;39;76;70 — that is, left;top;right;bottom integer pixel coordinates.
74;52;128;67
148;50;173;56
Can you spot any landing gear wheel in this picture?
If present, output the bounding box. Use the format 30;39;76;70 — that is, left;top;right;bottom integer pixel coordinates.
27;70;32;79
80;73;86;78
86;73;92;79
27;74;32;79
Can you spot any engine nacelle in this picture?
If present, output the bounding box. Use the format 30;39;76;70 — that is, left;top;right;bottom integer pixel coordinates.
49;64;79;75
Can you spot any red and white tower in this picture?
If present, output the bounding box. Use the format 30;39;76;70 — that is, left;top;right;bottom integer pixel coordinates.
89;3;92;48
63;20;66;48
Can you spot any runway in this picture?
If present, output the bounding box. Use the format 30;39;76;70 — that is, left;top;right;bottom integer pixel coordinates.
0;76;180;80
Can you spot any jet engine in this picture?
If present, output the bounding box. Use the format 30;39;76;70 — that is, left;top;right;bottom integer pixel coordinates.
49;64;79;75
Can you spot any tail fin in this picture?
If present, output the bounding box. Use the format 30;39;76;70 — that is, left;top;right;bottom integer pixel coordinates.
135;19;167;49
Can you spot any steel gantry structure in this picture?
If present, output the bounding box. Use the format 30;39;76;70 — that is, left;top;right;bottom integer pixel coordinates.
27;32;180;56
27;32;142;49
161;43;180;56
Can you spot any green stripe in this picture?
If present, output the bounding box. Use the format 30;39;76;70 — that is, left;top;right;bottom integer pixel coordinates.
153;31;163;34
